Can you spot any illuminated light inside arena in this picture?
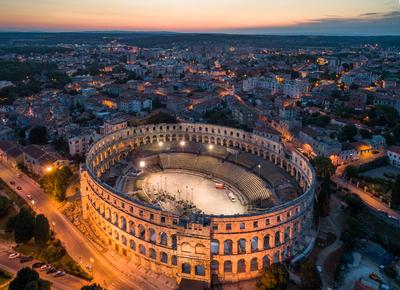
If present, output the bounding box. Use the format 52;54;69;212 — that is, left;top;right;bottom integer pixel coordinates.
80;123;316;284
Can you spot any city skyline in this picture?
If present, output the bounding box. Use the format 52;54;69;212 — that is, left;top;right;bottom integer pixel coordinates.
0;0;399;35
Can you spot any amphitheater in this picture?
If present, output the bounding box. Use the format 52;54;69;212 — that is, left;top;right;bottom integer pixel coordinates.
80;123;316;286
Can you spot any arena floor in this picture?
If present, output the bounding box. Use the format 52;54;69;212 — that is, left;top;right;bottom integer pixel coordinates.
143;171;247;215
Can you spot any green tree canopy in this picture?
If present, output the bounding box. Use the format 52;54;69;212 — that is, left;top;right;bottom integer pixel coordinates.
339;125;357;142
40;166;73;202
0;195;12;218
14;207;35;244
318;177;332;217
312;157;336;179
345;166;359;179
34;214;51;247
391;175;400;209
81;284;105;290
9;267;39;290
256;264;289;290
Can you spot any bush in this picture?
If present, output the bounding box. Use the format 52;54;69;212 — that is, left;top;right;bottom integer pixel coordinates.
40;240;66;263
0;196;12;218
384;264;397;278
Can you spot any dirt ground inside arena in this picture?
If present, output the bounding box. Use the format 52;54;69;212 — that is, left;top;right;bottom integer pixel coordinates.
144;171;247;215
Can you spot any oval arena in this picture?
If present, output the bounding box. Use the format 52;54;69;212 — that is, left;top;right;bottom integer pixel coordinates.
80;123;316;285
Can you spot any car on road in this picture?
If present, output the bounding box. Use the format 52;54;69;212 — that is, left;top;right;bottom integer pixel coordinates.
369;272;382;283
46;267;57;274
54;271;66;277
33;262;46;269
16;186;22;190
20;256;33;263
9;180;15;185
17;173;22;178
26;194;32;200
8;252;20;259
40;264;51;271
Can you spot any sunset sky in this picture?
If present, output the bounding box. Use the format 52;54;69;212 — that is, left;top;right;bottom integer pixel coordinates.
0;0;399;34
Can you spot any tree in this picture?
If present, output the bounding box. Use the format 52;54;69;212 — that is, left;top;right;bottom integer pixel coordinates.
28;126;48;145
359;129;372;140
339;125;357;142
81;284;105;290
40;166;73;202
0;195;12;218
9;267;50;290
345;166;359;179
14;207;35;244
256;264;289;290
300;260;321;290
391;175;400;209
34;214;50;247
318;177;331;217
312;157;336;179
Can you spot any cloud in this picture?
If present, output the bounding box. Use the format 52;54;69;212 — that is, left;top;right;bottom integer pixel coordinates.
223;11;400;35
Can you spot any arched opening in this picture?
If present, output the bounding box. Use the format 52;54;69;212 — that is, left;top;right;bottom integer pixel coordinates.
250;258;258;271
138;225;146;240
129;221;135;235
171;235;177;250
237;259;246;273
130;239;136;251
224;261;232;273
263;234;270;250
149;228;156;244
262;255;270;269
172;255;177;265
120;216;127;231
160;252;168;263
251;237;259;252
237;239;246;254
159;232;168;246
224;240;233;255
211;260;219;274
149;248;156;260
275;231;281;246
211;240;219;255
139;245;146;255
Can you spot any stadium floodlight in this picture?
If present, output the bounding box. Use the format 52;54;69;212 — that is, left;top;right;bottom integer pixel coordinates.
180;140;186;147
139;160;146;168
208;144;214;150
158;141;164;147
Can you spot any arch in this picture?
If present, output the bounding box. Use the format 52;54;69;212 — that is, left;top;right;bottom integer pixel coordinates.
211;239;219;255
149;228;156;244
172;255;177;265
130;239;136;251
262;255;270;269
275;231;281;246
224;261;232;273
237;259;246;273
263;234;270;250
159;232;168;246
120;216;127;231
195;265;205;276
121;235;127;246
224;240;233;255
160;252;168;263
237;238;246;254
251;237;259;253
250;258;258;271
171;235;177;250
139;244;146;255
182;263;191;274
149;248;156;260
129;221;135;235
138;225;146;240
211;260;219;274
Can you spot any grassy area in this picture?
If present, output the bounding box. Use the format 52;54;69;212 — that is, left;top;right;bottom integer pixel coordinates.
0;268;13;290
0;178;27;208
15;242;92;281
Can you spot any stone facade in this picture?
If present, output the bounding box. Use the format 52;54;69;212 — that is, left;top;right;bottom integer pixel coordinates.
80;123;316;285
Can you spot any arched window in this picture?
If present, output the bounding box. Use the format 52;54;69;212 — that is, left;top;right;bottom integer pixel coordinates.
160;252;168;263
159;232;168;246
224;261;232;273
263;234;270;250
284;227;290;242
211;240;219;255
114;231;119;240
262;255;270;269
149;248;156;259
121;235;127;246
224;240;233;255
139;245;146;255
251;237;259;252
182;263;191;274
237;259;246;273
149;228;156;244
171;235;177;250
172;255;177;265
211;260;219;274
250;258;258;271
120;216;127;231
130;239;136;251
237;239;246;254
195;265;205;276
138;225;146;240
129;221;135;235
275;231;281;246
274;251;280;263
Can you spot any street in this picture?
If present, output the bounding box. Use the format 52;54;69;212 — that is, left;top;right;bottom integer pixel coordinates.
0;162;173;290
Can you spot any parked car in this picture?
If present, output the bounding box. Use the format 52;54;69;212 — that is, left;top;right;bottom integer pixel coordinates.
20;256;33;263
16;186;22;190
32;262;46;269
26;194;32;200
40;264;51;271
46;267;57;274
54;271;66;277
17;173;22;178
9;180;15;185
8;252;20;259
369;272;382;283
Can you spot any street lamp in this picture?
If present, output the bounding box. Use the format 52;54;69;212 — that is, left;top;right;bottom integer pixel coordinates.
180;140;185;152
257;164;261;176
208;144;214;150
46;166;52;173
139;160;146;168
158;141;164;147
